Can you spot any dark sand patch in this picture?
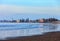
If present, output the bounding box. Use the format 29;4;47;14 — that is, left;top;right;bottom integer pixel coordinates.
0;31;60;41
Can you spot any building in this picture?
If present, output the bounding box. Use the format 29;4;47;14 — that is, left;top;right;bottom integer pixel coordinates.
16;20;20;23
38;19;44;23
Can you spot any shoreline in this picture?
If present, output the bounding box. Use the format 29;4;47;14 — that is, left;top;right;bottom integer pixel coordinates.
0;31;60;41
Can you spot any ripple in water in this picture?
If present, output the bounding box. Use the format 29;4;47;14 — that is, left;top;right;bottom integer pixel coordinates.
0;23;59;40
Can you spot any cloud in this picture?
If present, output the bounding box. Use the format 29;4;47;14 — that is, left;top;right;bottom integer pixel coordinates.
0;4;60;14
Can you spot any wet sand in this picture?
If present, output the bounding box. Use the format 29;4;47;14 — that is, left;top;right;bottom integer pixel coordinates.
0;31;60;41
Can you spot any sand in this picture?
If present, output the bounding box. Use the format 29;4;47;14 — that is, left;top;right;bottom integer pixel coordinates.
0;31;60;41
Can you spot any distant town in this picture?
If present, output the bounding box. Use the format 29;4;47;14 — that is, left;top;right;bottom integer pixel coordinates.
0;18;60;23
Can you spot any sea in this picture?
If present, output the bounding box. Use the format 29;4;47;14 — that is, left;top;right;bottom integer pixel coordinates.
0;23;60;40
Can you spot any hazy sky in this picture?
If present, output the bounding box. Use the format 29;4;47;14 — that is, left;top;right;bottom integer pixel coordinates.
0;0;60;20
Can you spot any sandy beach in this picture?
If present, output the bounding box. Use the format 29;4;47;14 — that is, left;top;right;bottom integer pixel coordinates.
0;31;60;41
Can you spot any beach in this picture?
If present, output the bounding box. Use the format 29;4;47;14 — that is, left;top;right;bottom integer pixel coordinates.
0;31;60;41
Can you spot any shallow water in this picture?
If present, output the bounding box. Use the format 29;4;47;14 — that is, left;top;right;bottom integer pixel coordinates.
0;23;60;40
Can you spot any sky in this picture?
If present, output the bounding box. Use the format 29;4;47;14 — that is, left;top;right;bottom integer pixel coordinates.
0;0;60;20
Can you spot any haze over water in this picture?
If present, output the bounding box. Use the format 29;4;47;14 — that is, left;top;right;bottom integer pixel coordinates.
0;0;60;20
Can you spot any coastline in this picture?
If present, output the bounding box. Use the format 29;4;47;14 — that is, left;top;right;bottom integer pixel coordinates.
0;31;60;41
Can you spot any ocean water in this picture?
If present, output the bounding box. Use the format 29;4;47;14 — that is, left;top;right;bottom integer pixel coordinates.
0;23;60;40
